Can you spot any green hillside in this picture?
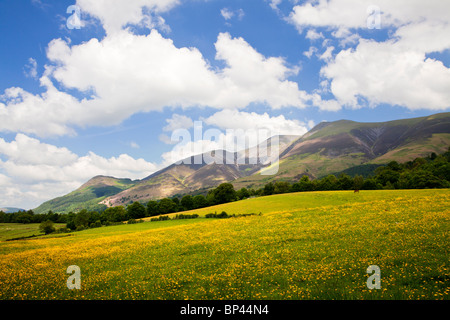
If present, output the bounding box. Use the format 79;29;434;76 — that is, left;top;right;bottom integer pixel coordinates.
32;112;450;214
34;176;135;214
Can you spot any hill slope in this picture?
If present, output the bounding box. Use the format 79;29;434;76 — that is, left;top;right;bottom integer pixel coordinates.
33;112;450;213
232;112;450;189
34;176;135;214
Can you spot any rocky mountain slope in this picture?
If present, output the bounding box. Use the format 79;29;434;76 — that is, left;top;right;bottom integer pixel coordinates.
33;112;450;213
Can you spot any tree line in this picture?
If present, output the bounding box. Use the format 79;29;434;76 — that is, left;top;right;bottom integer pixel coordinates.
1;148;449;233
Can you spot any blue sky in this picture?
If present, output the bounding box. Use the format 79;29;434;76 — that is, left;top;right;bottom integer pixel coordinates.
0;0;449;209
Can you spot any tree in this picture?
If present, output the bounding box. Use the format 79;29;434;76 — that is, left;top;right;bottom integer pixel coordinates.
353;175;364;190
180;195;194;211
362;178;380;190
102;206;127;222
387;160;401;171
273;181;291;194
375;167;400;186
74;209;90;229
236;187;250;200
263;182;275;195
337;173;353;190
192;194;208;209
127;202;146;219
146;200;159;217
39;220;55;235
172;197;181;211
317;175;338;191
292;175;313;192
158;198;177;214
14;211;33;224
211;183;237;204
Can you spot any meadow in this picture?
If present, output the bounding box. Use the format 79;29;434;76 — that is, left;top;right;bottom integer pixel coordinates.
0;189;448;300
0;223;65;241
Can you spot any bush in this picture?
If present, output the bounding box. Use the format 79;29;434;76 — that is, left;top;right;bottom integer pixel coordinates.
175;214;199;220
205;211;229;219
150;215;171;222
39;220;55;235
56;227;71;233
90;220;102;228
217;211;229;218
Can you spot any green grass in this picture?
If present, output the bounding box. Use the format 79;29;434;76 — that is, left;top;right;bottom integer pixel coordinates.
164;189;418;219
0;189;448;300
0;223;65;241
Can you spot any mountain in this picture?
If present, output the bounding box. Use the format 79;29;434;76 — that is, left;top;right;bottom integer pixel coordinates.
231;112;450;189
33;112;450;214
0;207;26;213
98;135;299;207
33;176;136;214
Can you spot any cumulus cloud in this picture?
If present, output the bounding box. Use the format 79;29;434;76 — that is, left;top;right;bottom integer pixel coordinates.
321;39;450;110
214;32;307;109
288;0;450;110
75;0;180;34
319;46;334;62
203;109;308;136
160;109;310;166
289;0;450;33
0;134;158;208
0;77;82;137
1;30;312;137
162;114;194;132
305;29;324;41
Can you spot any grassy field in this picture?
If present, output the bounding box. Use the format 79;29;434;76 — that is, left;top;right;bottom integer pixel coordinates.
0;223;65;241
0;189;448;300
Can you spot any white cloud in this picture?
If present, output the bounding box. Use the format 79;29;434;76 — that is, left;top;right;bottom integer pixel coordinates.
309;93;342;112
75;0;180;34
161;134;225;166
130;141;140;149
321;39;450;110
305;29;323;41
289;0;450;32
214;32;307;109
161;110;308;167
303;46;318;59
319;46;334;62
1;30;311;137
203;109;308;136
0;78;81;137
0;134;158;208
289;0;450;111
237;9;245;20
23;58;38;79
163;114;194;132
0;133;77;166
268;0;282;11
220;8;234;20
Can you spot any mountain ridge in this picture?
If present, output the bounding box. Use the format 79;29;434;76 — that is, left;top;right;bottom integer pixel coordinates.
33;112;450;214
